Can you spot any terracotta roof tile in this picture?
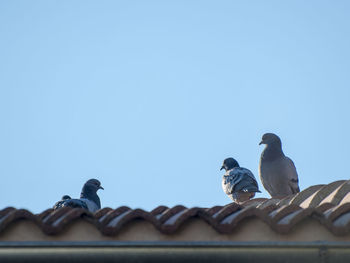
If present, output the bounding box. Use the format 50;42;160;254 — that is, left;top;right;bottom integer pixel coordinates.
333;211;350;228
268;204;301;224
335;181;350;205
307;180;347;208
211;203;240;221
289;184;324;206
255;198;280;210
2;180;350;237
275;207;315;233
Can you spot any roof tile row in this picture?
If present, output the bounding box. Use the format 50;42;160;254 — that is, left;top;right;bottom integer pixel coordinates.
1;180;350;236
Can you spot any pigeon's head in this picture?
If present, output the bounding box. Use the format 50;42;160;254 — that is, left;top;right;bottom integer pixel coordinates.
259;133;281;146
220;157;240;171
62;195;71;200
84;179;104;193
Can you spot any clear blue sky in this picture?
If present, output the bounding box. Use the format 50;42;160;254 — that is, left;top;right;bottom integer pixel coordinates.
1;1;349;213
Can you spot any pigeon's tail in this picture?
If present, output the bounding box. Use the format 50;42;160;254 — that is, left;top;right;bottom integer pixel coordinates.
232;191;256;203
243;187;261;193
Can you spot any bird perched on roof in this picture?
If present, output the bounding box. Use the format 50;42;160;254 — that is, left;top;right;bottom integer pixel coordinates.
220;157;260;203
53;179;104;213
259;133;300;198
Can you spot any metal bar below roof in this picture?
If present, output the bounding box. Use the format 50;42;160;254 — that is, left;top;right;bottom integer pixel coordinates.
0;242;350;263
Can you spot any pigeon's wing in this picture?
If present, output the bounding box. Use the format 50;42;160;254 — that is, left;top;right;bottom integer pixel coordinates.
53;200;66;210
284;157;300;194
259;156;299;197
222;168;260;195
260;156;300;197
59;199;89;210
234;168;260;193
64;199;89;210
53;195;72;210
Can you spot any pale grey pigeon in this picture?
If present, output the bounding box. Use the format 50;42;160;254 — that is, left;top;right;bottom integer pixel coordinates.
53;179;104;212
259;133;300;197
220;157;260;203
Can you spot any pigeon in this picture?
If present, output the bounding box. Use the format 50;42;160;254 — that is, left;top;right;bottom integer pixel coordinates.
220;157;260;203
53;179;104;212
259;133;300;198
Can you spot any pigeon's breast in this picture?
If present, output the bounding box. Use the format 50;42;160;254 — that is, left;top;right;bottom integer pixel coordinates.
80;198;99;212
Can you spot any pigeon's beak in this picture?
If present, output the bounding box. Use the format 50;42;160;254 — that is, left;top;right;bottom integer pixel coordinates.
259;140;264;145
220;166;225;171
99;186;104;190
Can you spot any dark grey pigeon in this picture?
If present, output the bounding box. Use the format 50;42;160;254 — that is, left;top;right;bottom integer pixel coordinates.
259;133;300;198
220;158;260;203
53;179;104;212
